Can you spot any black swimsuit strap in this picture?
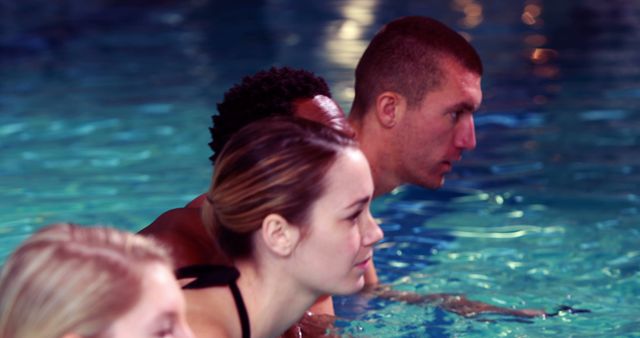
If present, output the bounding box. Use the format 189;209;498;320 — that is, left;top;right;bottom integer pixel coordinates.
228;277;251;338
176;264;251;338
176;264;240;288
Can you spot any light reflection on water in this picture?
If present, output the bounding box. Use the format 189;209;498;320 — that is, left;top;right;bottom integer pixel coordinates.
337;181;639;336
2;0;640;337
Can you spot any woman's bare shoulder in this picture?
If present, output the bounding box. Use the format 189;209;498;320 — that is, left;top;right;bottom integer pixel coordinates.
189;319;231;338
184;286;237;338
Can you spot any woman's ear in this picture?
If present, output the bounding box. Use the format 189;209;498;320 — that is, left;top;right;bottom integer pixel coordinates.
375;91;407;128
261;214;300;256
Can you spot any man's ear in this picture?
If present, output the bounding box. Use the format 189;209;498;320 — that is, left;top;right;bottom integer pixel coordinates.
375;91;406;128
261;214;300;256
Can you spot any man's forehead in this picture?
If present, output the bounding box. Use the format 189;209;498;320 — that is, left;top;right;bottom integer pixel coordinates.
441;68;482;110
292;95;356;137
293;95;345;120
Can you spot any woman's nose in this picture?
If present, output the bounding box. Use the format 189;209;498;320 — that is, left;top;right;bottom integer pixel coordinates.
361;211;383;246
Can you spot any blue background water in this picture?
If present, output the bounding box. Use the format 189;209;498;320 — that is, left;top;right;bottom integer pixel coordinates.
1;1;639;337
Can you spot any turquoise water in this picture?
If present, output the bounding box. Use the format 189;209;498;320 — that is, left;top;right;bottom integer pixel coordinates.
2;1;639;337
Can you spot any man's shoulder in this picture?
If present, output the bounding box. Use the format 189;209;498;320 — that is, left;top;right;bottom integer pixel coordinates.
138;207;201;236
139;206;218;267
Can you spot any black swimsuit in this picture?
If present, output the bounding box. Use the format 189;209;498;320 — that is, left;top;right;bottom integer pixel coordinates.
176;265;250;338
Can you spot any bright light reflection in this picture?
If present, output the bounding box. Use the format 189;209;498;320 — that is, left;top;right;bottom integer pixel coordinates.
507;261;524;269
337;20;361;40
525;4;542;17
524;34;547;47
531;48;558;64
448;225;565;239
522;2;542;25
452;0;483;28
324;0;379;68
342;3;374;26
507;210;524;218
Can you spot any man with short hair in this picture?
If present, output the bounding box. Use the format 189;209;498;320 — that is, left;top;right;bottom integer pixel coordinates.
350;15;481;198
345;16;545;318
349;15;483;286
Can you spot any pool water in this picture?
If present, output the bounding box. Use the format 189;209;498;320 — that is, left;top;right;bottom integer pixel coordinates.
2;1;639;337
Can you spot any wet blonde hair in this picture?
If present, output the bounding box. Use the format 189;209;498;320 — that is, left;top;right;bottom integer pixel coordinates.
202;117;357;259
0;223;172;338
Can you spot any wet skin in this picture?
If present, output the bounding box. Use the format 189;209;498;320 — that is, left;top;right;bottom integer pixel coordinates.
393;59;481;189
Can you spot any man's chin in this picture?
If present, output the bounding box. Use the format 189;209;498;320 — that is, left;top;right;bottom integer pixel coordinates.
414;177;445;190
432;179;445;190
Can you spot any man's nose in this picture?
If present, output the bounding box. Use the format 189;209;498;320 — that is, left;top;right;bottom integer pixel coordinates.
455;115;476;150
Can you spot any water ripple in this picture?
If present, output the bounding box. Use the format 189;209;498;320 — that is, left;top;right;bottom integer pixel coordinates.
448;225;565;239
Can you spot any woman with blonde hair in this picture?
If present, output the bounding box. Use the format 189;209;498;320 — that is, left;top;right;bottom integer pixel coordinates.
0;223;194;338
179;117;384;338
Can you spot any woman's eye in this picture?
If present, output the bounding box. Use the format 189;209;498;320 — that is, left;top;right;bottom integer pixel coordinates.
347;210;362;223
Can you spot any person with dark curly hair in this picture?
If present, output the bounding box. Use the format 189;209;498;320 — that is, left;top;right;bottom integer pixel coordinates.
183;67;354;209
139;66;352;268
345;16;550;321
209;67;354;163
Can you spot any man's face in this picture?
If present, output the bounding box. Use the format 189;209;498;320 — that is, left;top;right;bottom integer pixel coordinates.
394;61;482;189
293;95;355;137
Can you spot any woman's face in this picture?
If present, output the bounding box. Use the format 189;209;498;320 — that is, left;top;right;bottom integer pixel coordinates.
292;147;383;295
108;262;194;338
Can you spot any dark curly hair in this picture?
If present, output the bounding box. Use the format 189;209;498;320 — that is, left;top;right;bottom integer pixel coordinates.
209;67;332;163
